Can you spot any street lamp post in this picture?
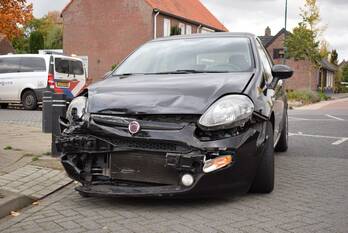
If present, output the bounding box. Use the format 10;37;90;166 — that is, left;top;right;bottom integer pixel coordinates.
283;0;288;65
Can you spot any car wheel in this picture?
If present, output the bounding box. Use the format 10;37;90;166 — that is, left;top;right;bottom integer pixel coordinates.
78;191;90;198
275;110;288;152
0;103;9;109
22;90;38;110
249;121;274;193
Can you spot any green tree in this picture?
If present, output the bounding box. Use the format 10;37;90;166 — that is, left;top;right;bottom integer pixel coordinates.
330;49;338;65
12;11;63;53
29;31;44;53
300;0;321;33
343;64;348;82
285;0;325;90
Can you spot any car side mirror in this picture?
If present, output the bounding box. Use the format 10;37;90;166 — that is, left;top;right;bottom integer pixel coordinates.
272;64;293;80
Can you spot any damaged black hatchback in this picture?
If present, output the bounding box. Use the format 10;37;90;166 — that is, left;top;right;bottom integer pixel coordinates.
57;33;293;197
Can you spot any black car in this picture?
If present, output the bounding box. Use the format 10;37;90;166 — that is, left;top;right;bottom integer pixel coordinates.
57;33;293;197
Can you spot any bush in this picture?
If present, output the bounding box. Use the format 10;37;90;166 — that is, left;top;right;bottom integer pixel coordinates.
287;90;329;104
29;31;44;53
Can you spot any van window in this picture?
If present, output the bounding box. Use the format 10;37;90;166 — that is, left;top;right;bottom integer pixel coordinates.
0;58;20;74
55;58;84;75
20;58;46;72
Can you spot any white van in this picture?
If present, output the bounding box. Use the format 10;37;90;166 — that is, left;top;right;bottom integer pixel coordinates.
0;54;87;110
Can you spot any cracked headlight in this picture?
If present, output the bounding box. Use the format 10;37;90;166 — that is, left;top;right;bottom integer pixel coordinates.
66;96;87;123
198;95;254;130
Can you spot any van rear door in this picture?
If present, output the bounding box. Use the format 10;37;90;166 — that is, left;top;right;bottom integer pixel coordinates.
53;56;86;99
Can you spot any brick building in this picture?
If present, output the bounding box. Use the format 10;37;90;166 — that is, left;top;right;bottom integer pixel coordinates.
0;34;15;55
61;0;228;82
259;27;337;92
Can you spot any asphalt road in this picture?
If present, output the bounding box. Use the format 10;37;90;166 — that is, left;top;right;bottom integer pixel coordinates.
0;99;347;233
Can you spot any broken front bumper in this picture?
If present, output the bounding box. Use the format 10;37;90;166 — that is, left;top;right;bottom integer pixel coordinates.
57;114;267;197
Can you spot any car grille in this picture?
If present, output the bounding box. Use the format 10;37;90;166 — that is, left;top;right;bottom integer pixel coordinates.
104;137;191;153
91;114;200;130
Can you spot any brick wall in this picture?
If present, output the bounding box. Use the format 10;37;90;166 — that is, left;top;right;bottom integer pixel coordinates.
62;0;153;82
0;38;15;55
265;33;318;91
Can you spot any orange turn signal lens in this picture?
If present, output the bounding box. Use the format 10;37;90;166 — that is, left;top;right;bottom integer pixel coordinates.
203;155;233;173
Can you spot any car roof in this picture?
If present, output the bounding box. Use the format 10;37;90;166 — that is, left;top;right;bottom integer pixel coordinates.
152;32;256;42
0;54;83;62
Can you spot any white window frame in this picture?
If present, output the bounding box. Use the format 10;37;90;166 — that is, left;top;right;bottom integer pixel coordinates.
201;27;214;34
186;25;192;35
163;18;171;37
179;23;186;35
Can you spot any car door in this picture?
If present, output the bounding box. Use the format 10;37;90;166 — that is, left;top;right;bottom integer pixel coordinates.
256;41;285;142
17;57;48;99
0;57;21;101
54;57;86;99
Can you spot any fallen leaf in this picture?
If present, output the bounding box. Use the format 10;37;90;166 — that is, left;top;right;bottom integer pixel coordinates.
10;211;20;217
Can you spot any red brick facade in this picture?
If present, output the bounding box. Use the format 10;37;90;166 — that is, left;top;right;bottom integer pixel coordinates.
265;32;318;91
0;34;15;55
62;0;226;82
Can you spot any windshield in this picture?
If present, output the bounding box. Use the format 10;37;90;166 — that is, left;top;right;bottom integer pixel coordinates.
113;37;254;75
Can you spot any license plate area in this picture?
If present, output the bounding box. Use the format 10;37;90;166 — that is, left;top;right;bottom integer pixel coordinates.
56;81;70;88
110;152;179;185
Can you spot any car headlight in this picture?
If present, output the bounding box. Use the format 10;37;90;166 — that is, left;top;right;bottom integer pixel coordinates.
198;95;254;130
66;96;87;123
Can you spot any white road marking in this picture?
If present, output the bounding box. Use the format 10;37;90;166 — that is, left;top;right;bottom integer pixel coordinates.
289;117;335;121
289;132;348;146
332;138;348;145
326;114;344;121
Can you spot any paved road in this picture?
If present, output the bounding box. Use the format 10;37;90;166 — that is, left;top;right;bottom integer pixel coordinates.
0;99;347;233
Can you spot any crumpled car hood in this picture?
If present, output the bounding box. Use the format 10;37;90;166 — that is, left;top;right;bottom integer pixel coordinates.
87;73;254;114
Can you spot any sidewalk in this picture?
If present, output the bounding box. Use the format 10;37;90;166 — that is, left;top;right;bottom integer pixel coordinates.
0;123;71;219
294;96;348;110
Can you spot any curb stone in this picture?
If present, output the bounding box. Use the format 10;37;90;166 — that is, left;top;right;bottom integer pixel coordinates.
0;190;33;219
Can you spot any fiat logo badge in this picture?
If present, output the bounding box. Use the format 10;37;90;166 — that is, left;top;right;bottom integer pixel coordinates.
128;121;141;135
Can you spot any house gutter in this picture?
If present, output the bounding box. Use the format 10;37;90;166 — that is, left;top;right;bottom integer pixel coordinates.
197;24;202;33
153;9;160;39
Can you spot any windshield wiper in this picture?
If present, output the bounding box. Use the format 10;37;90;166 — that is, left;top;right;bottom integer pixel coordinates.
112;73;144;77
146;70;230;75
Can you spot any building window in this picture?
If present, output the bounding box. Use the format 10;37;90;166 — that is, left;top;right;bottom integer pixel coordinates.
273;48;285;59
326;71;334;88
186;25;192;35
164;18;171;37
201;27;214;33
179;23;185;35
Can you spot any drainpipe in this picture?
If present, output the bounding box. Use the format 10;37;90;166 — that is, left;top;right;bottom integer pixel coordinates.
153;9;160;39
197;24;202;33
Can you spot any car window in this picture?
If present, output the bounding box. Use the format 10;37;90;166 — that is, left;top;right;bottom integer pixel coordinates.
256;41;273;83
114;37;254;75
0;57;20;74
20;57;46;72
70;60;84;75
55;58;84;75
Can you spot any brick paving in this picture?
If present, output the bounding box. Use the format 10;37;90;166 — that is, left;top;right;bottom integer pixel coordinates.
0;156;346;233
0;110;42;128
0;165;71;200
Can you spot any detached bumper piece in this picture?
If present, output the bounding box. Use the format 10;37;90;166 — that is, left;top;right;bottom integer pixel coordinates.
57;114;265;197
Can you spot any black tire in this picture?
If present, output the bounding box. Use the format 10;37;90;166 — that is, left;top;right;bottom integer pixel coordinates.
275;110;288;152
250;121;274;193
22;90;38;110
78;191;90;198
0;103;9;109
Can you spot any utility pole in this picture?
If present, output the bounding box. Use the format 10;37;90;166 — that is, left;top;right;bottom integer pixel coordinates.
283;0;288;64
